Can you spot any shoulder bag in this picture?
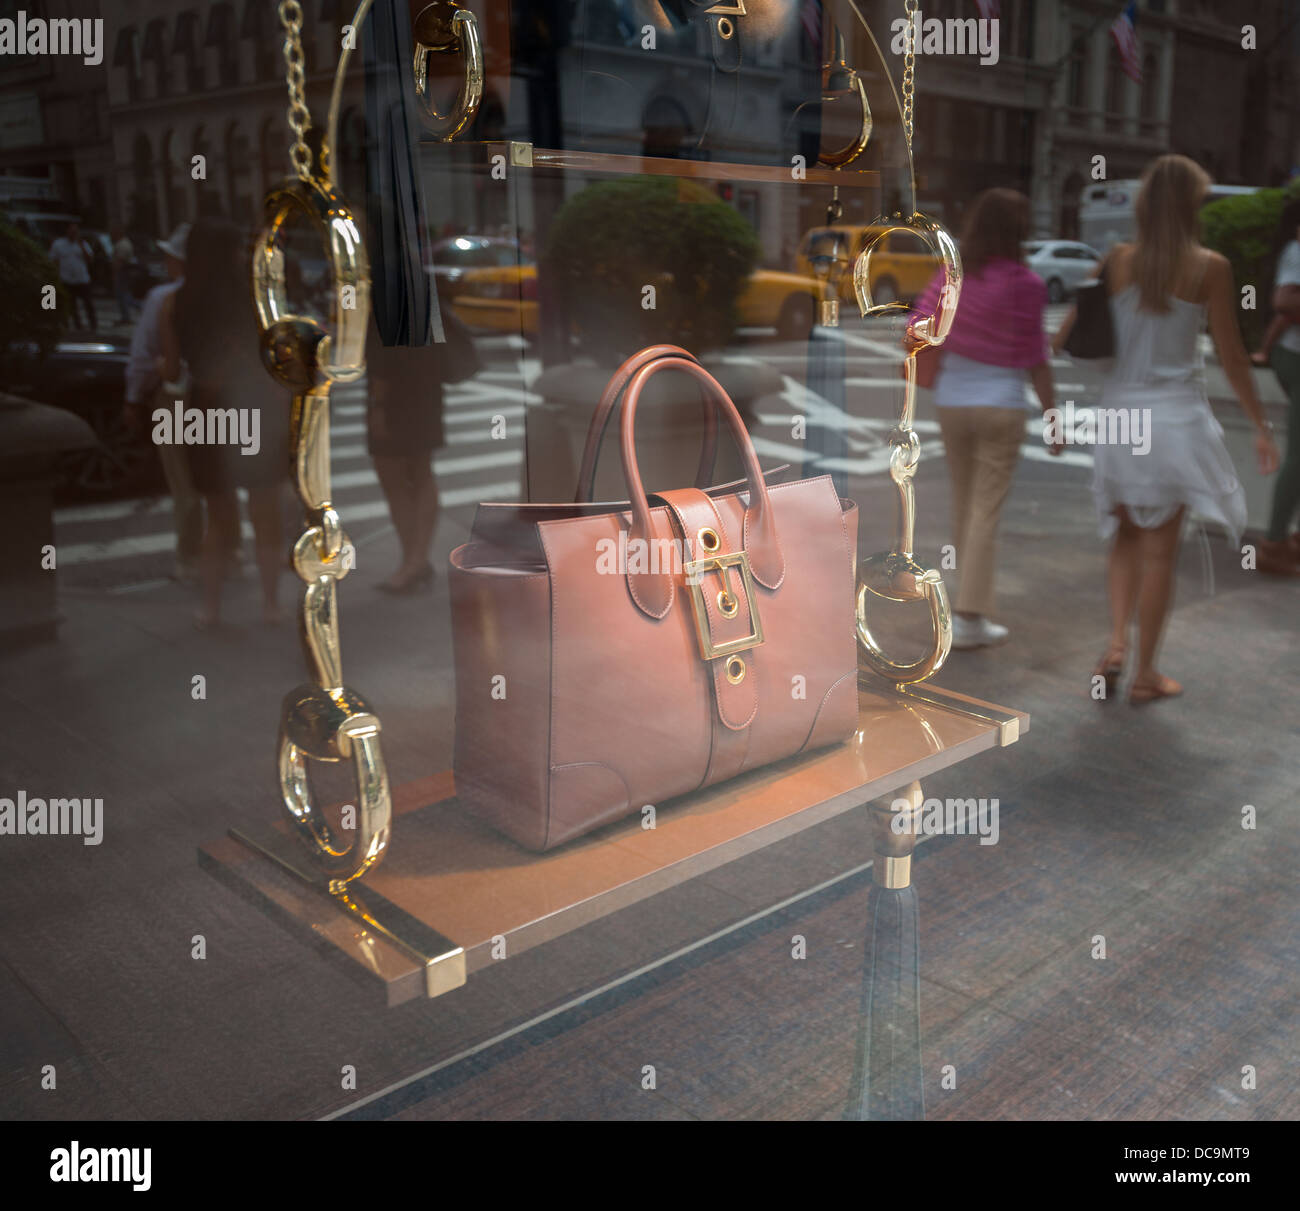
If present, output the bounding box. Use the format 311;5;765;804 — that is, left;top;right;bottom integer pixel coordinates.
1063;257;1114;360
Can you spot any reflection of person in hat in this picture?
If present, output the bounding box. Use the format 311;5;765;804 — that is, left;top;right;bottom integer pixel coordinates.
156;223;189;266
124;223;206;583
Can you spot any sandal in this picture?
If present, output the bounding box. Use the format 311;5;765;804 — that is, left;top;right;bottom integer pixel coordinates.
376;564;435;595
1129;674;1183;705
1093;645;1126;699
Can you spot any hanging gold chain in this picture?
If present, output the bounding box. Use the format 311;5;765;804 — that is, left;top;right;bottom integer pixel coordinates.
851;0;963;685
901;0;917;155
279;0;315;178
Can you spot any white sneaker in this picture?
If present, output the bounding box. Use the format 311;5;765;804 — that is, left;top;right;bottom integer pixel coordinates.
951;615;1010;650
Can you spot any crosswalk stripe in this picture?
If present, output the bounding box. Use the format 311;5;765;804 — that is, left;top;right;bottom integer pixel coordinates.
331;401;529;425
57;481;523;566
330;434;523;462
56;449;524;526
328;449;521;490
1021;443;1093;468
57;340;1098;575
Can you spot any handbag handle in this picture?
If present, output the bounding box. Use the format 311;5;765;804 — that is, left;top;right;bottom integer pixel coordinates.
619;355;784;619
575;345;719;503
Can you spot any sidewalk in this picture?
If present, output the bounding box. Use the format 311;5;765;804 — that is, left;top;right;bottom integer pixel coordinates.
0;411;1295;1119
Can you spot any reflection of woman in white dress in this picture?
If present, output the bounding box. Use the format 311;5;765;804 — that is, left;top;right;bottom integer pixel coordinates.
1055;155;1280;704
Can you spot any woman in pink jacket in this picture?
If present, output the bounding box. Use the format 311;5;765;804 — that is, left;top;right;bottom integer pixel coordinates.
912;188;1061;649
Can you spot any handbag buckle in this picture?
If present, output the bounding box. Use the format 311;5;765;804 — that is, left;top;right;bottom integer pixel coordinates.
682;550;764;661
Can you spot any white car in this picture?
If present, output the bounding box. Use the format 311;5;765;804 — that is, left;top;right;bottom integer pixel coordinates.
1024;240;1101;303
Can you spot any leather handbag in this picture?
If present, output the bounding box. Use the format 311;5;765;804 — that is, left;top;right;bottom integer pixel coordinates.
449;345;860;850
1063;259;1114;360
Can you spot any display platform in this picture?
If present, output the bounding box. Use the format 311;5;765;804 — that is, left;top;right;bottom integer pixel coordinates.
199;680;1026;1009
487;141;882;188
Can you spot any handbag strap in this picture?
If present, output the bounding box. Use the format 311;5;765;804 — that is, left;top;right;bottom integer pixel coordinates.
619;355;785;619
576;345;719;502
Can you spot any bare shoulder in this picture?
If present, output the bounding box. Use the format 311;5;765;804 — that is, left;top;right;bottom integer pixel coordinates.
1201;249;1233;295
1104;242;1134;290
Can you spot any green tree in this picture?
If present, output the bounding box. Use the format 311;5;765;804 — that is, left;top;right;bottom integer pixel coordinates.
544;176;759;359
1202;181;1300;346
0;218;66;378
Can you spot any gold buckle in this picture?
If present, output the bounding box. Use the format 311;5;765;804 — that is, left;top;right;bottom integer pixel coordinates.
682;550;764;661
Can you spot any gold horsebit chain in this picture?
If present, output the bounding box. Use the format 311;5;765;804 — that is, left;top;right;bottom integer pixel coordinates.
256;2;389;892
851;0;961;683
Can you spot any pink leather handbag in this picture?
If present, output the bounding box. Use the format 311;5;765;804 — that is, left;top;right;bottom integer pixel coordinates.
449;346;860;851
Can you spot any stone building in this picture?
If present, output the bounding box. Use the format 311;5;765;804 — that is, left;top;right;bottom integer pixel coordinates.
1;1;1296;245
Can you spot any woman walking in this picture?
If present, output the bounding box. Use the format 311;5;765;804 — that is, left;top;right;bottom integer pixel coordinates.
913;188;1060;650
365;320;446;593
1056;155;1280;704
160;217;289;627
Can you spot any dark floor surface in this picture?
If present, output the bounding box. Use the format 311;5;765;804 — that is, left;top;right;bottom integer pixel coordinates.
1;414;1296;1121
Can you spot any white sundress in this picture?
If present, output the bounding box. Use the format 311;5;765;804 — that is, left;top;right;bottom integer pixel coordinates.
1091;279;1247;544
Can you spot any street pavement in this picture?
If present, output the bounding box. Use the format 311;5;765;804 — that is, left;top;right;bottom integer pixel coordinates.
3;304;1296;1122
56;306;1108;593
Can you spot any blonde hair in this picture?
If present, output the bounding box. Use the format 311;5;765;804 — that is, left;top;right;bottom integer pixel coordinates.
1133;154;1211;313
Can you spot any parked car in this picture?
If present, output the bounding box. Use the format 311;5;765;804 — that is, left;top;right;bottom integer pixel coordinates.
7;337;162;499
427;235;529;298
4;209;81;251
796;224;937;306
1023;240;1101;302
736;270;825;339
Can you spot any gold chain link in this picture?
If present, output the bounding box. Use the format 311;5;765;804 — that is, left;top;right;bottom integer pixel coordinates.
901;0;917;155
278;0;315;178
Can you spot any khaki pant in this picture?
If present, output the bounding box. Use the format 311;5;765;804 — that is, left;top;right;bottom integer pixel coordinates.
149;386;203;569
936;405;1026;618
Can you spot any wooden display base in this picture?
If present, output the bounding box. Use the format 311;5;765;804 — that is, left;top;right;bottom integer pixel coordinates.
200;681;1026;1008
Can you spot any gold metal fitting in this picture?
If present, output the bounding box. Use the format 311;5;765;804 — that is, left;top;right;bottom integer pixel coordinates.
726;656;746;685
252;175;370;390
411;2;485;142
717;589;739;618
697;527;720;554
853;211;963;685
683;550;764;661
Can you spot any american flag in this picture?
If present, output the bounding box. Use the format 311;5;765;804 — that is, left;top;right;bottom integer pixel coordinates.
1110;1;1142;84
974;0;1000;19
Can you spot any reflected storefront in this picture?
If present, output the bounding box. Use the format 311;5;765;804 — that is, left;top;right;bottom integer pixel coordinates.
0;0;1295;1142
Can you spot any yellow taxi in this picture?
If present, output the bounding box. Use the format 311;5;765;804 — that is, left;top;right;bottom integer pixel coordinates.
449;261;828;341
796;224;939;306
